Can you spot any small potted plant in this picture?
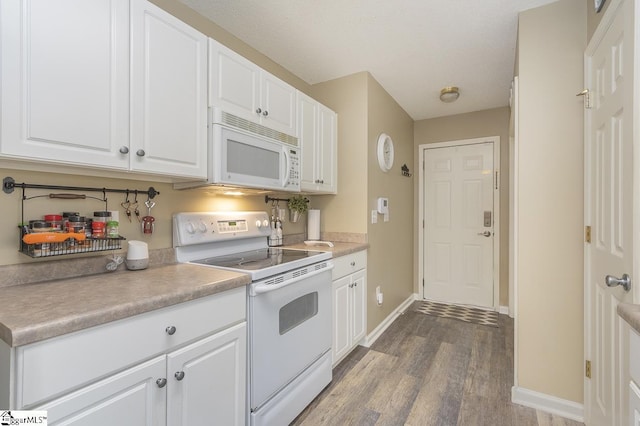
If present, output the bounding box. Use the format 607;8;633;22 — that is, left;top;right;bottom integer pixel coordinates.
288;195;308;223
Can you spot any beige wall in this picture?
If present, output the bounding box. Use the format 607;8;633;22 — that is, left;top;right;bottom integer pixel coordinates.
414;108;510;306
0;168;306;266
516;0;586;403
365;74;415;333
308;73;369;235
307;72;415;333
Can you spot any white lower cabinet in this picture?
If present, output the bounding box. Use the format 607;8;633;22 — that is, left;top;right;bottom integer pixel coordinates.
13;288;246;426
332;251;367;366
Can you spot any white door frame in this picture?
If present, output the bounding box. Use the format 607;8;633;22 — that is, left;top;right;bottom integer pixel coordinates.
418;136;501;310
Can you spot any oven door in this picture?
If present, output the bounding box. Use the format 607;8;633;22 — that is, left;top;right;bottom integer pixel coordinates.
248;265;332;411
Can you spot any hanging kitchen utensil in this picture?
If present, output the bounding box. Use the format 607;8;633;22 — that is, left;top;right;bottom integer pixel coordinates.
131;192;141;223
121;191;132;222
142;198;156;234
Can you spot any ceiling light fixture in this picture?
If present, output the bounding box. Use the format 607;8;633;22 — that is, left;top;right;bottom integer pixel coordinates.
440;86;460;103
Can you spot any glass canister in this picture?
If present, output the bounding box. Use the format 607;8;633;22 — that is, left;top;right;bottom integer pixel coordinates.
93;211;112;223
92;221;106;238
106;220;119;238
66;215;86;234
44;214;63;231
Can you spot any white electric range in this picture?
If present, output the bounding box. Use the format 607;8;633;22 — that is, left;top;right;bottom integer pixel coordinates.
173;211;334;425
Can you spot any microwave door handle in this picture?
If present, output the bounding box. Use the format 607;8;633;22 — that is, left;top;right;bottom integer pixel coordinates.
282;147;291;187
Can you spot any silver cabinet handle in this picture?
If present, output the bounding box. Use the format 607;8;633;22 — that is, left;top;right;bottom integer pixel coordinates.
477;231;491;237
350;261;356;266
119;146;129;154
174;371;185;381
256;108;262;114
605;274;631;291
156;378;167;388
262;110;269;117
136;149;145;157
165;326;176;335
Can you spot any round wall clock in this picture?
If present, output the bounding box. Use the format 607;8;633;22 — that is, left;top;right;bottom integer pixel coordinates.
595;0;606;12
377;133;394;172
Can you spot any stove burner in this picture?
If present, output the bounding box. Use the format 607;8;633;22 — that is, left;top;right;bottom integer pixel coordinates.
191;248;322;272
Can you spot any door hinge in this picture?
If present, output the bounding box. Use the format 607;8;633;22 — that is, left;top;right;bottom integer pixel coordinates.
422;278;425;287
585;360;591;379
585;226;591;243
495;171;498;190
576;89;592;109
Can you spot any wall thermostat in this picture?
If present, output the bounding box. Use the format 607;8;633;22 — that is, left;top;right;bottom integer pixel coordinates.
377;197;389;214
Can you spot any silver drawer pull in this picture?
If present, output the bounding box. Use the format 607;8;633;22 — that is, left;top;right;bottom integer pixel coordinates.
156;378;167;388
165;326;176;335
175;371;185;381
350;261;356;266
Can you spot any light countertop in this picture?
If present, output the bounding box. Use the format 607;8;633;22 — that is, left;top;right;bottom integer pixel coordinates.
618;303;640;334
0;263;250;347
284;241;369;257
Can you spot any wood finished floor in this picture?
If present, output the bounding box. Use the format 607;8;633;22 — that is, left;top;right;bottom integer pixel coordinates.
292;302;583;426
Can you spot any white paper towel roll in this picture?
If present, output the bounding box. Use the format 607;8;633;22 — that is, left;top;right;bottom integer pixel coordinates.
307;209;320;241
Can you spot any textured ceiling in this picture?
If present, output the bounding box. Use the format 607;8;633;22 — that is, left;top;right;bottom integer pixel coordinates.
179;0;558;120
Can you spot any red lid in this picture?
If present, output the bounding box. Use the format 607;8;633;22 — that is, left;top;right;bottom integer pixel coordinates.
44;214;63;221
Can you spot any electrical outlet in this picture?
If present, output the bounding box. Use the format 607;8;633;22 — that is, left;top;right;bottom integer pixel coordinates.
371;210;378;224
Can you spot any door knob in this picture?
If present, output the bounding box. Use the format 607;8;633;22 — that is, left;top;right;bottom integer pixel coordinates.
156;378;167;388
477;231;492;237
174;371;185;381
605;274;631;291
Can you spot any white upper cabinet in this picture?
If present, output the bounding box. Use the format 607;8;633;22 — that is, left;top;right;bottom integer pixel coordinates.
0;0;130;169
209;39;297;137
0;0;207;180
130;0;208;178
298;91;337;194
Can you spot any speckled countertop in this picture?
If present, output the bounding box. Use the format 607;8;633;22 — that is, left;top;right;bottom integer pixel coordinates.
0;264;250;347
284;241;369;257
618;303;640;334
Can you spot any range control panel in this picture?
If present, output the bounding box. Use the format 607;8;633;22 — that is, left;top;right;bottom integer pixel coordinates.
173;211;271;247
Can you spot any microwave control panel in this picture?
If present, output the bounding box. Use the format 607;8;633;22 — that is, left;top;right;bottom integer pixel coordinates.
288;148;300;187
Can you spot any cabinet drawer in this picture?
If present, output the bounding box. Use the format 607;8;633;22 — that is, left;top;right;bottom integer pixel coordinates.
631;328;640;384
17;287;245;407
332;251;367;280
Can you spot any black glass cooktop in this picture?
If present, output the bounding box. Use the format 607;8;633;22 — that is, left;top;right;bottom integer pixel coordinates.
191;248;324;272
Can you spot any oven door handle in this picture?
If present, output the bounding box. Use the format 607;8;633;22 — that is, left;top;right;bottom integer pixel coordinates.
250;263;334;296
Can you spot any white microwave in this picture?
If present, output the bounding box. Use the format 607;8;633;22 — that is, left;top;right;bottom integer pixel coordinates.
176;109;300;192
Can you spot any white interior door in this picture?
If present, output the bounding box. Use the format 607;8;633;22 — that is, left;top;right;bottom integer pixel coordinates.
585;0;635;424
423;142;495;308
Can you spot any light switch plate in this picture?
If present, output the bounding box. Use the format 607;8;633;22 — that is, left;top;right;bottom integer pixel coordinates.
371;210;378;224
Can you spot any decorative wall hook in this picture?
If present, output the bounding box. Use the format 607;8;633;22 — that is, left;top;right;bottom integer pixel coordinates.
401;164;412;177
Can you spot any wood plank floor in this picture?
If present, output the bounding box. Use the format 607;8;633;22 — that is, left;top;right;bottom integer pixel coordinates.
292;302;584;426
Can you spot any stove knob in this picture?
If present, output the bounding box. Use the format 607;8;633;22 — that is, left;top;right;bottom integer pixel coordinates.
262;220;270;228
197;221;207;233
255;220;263;228
185;222;196;234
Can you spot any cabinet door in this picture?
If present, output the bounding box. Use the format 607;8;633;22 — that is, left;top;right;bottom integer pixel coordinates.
631;381;640;426
351;269;367;345
0;0;129;169
332;276;352;365
167;322;246;426
208;39;260;123
317;104;338;193
131;0;207;179
35;356;166;426
261;72;297;137
298;93;319;191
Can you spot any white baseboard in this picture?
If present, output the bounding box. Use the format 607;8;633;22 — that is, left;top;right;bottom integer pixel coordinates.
364;293;418;347
511;386;584;422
